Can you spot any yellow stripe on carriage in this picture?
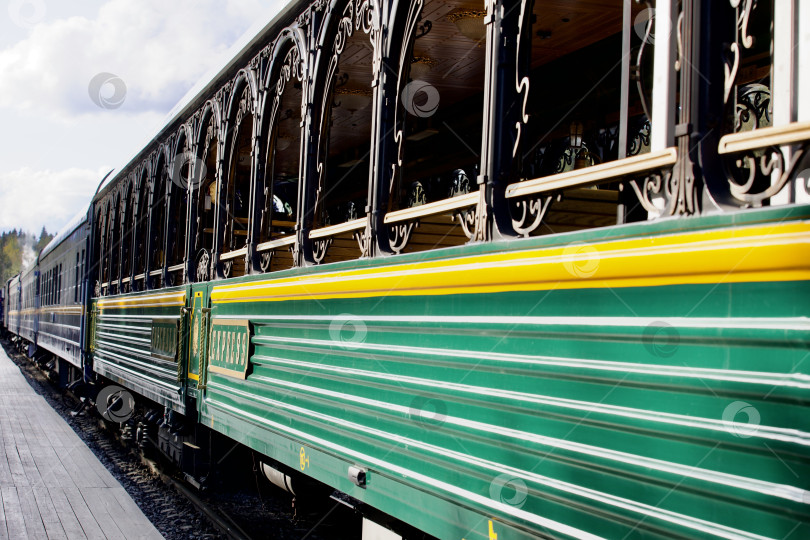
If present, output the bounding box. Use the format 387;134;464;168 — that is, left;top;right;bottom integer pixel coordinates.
210;221;810;304
97;291;186;310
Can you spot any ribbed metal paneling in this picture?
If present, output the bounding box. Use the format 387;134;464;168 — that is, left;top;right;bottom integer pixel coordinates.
91;288;187;413
201;210;810;540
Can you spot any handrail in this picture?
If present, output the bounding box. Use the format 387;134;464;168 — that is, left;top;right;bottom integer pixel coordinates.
149;269;163;277
220;248;248;261
309;217;366;239
167;263;184;272
718;121;810;154
257;235;296;252
384;192;479;224
505;148;678;199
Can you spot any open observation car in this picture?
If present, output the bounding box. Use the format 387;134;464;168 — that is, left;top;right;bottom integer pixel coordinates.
5;0;810;538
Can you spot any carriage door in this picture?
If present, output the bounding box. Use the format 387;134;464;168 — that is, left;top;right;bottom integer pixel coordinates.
187;285;211;394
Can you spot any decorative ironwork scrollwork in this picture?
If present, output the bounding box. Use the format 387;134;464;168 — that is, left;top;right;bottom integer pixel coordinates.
628;120;651;157
259;251;273;272
409;182;426;207
513;0;531;157
724;0;758;104
196;249;210;282
222;259;233;279
735;84;770;132
725;146;805;207
455;205;478;240
389;221;418;254
511;195;555;238
448;169;470;198
627;165;697;216
354;221;372;257
312;238;332;264
416;18;432;39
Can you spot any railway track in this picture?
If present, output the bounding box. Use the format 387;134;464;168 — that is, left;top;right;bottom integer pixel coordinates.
2;339;361;540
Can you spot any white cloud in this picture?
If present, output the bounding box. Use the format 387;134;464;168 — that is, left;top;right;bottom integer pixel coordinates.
0;167;104;234
0;0;266;117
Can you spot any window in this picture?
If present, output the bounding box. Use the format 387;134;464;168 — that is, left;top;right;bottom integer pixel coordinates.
309;0;377;264
384;0;487;255
511;0;656;236
75;252;80;302
221;83;255;277
256;44;303;273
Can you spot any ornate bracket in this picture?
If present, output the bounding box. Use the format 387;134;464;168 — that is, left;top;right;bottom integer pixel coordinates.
354;219;372;257
511;195;555;238
627;162;697;216
312;238;333;264
455;205;478;240
725;145;805;207
389;221;418;254
259;251;273;272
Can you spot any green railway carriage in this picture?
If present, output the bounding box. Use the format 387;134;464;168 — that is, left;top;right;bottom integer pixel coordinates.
90;290;190;414
72;0;810;538
194;207;810;540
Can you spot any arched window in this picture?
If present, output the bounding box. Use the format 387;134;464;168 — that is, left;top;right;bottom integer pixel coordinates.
384;0;487;254
150;154;168;288
109;193;121;294
133;169;150;290
97;205;108;295
193;109;219;282
256;41;304;273
310;0;378;264
120;180;134;290
168;130;190;285
220;80;255;278
510;0;658;235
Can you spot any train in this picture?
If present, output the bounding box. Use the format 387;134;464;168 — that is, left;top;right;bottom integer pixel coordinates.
3;0;810;538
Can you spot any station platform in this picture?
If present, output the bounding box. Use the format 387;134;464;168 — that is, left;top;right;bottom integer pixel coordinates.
0;347;163;539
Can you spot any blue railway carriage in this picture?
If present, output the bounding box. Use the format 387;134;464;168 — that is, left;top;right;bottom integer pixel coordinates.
5;275;21;336
36;206;92;369
18;262;39;345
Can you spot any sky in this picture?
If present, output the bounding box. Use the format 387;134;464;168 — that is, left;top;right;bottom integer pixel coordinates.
0;0;285;235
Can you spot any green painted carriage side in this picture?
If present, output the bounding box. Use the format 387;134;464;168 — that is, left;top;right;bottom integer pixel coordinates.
90;285;191;415
196;204;810;540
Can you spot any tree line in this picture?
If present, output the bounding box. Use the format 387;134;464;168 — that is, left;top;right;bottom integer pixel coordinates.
0;228;54;286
